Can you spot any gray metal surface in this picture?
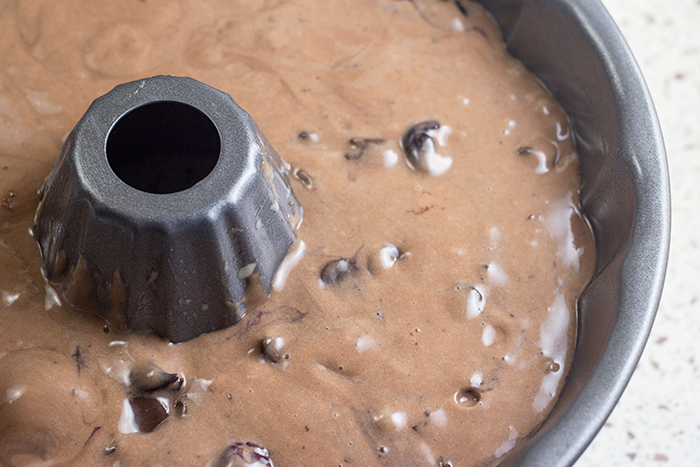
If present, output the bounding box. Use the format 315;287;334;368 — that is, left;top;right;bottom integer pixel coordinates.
33;76;303;343
476;0;671;465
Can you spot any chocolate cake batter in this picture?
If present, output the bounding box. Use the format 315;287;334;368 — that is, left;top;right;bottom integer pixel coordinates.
0;0;594;466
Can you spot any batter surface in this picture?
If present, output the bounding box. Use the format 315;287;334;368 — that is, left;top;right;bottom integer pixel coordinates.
0;1;594;466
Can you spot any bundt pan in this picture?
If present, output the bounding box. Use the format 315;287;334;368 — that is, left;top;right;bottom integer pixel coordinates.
33;76;303;343
475;0;670;465
30;0;670;465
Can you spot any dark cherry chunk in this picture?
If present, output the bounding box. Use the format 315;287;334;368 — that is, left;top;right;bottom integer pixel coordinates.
260;336;284;363
128;397;169;433
320;258;358;285
212;441;274;467
401;120;440;172
129;362;180;393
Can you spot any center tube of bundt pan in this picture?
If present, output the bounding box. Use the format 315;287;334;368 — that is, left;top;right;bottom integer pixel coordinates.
33;76;303;343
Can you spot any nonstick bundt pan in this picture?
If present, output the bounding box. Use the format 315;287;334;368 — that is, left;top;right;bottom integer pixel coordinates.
32;0;671;465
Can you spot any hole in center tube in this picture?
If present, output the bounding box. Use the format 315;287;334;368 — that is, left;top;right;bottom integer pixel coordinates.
106;101;221;194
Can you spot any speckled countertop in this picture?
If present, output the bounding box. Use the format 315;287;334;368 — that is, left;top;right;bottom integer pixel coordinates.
575;0;700;465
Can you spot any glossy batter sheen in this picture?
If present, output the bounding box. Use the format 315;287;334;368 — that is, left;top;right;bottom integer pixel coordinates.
0;1;595;466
